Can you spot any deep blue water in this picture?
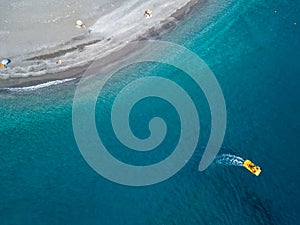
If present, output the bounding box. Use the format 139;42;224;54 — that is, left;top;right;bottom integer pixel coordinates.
1;0;300;224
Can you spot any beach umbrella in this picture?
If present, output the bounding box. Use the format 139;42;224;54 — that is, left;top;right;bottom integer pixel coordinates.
1;59;11;65
146;9;152;14
76;20;83;26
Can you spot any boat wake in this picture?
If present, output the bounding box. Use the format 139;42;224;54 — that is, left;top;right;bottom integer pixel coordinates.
215;154;244;167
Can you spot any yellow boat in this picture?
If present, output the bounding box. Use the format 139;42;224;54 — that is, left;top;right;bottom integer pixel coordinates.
243;159;261;176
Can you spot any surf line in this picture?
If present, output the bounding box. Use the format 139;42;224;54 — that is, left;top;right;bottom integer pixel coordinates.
2;78;76;92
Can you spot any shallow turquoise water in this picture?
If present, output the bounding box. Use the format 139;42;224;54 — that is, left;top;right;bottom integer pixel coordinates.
1;0;300;224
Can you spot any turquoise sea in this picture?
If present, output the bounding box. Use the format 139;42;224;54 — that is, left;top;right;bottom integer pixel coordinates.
1;1;299;224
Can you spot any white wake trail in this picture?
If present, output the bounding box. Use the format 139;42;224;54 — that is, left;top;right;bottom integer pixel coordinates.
215;154;244;167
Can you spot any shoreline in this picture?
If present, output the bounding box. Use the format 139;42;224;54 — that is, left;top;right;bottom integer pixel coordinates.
0;0;201;89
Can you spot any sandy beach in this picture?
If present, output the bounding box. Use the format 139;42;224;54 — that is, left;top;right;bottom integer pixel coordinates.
0;0;202;88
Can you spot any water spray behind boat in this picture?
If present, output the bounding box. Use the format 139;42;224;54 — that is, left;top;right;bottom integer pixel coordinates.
215;154;244;167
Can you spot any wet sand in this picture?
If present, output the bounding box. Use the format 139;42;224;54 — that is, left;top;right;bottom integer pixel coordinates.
0;0;201;88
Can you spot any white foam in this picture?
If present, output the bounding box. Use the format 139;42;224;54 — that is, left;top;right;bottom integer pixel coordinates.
4;78;76;92
215;154;245;167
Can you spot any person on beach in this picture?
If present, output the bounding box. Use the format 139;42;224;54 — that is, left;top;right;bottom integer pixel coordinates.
0;59;11;69
76;20;93;35
87;27;94;34
144;9;152;18
75;20;87;29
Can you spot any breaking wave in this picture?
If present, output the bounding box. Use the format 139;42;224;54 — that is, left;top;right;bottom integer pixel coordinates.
2;78;76;92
